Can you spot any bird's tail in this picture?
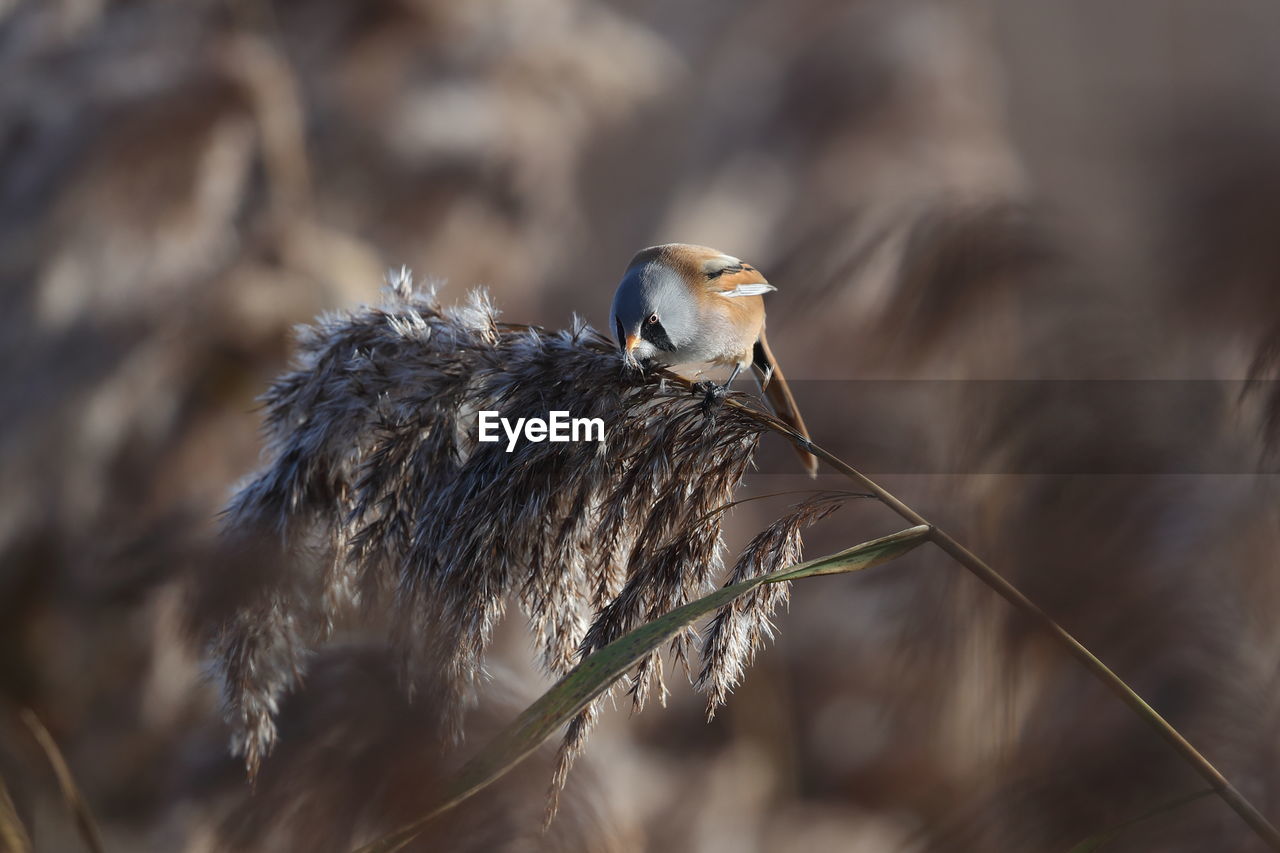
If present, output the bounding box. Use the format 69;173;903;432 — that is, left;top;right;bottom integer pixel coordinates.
751;331;818;477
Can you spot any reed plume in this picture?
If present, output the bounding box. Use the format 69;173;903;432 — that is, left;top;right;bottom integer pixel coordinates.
210;270;828;782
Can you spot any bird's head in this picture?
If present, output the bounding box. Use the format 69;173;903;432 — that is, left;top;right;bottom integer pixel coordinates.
610;243;764;366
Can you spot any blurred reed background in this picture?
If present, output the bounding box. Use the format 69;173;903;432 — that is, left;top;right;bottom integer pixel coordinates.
3;0;1280;851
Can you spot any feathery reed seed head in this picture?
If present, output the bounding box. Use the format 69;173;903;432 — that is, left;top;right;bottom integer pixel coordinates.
210;271;836;785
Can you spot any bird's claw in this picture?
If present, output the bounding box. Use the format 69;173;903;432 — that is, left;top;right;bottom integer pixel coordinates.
692;380;729;416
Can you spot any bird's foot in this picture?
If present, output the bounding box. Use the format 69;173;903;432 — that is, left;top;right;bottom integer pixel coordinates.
692;380;729;416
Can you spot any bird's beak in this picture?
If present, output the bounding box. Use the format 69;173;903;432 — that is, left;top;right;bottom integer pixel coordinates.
623;334;641;365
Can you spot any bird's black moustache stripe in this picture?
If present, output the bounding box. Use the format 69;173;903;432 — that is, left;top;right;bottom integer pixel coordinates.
642;319;675;351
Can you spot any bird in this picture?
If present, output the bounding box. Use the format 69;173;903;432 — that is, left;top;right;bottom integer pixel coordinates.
610;243;818;476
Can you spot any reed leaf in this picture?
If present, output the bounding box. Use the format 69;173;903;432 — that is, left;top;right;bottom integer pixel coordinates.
352;524;931;853
1064;789;1214;853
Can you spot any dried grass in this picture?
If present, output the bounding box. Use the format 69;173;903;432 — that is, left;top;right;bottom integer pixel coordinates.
209;271;823;783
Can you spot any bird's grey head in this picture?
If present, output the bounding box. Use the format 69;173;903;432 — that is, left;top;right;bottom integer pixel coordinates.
610;247;699;366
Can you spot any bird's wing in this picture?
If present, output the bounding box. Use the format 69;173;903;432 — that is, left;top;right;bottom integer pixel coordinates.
719;282;777;297
706;260;778;298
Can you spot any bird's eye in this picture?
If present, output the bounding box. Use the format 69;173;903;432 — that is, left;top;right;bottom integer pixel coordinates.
646;313;660;326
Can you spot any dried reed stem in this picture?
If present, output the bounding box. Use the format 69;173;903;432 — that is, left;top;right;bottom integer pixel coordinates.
20;710;106;853
0;771;32;853
734;401;1280;851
